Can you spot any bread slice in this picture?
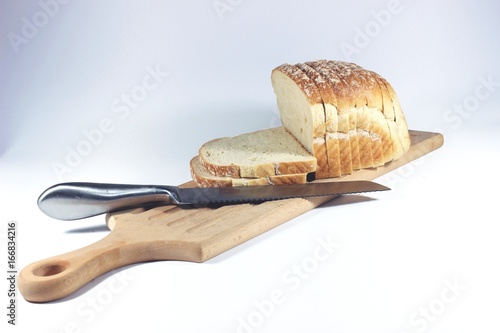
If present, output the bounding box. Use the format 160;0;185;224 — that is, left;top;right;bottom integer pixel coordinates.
295;62;341;178
372;74;410;160
304;60;353;176
378;76;411;159
326;61;363;171
328;61;374;169
198;126;317;178
190;156;308;187
341;62;386;167
372;74;395;162
353;68;386;167
271;64;329;178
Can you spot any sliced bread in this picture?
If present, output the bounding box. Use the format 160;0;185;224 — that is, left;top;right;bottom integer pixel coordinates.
190;156;308;187
305;60;354;175
295;62;342;178
326;60;362;171
198;126;317;179
271;60;410;178
377;76;411;160
191;59;410;187
270;64;330;178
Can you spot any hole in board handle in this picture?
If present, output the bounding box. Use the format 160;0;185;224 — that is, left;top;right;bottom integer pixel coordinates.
32;261;69;277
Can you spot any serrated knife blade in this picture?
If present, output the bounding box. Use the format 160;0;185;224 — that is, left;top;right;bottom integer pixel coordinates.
37;181;390;221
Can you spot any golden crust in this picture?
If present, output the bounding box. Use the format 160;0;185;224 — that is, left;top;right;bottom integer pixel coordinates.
272;64;326;141
295;62;333;178
349;67;380;168
199;149;316;179
371;74;395;162
198;138;240;178
272;64;323;105
282;60;410;173
302;61;342;178
190;156;309;188
312;137;329;179
305;60;353;175
326;61;364;171
198;128;317;179
380;77;411;157
332;62;375;169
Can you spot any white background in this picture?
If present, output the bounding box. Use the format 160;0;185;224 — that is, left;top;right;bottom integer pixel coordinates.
2;0;500;332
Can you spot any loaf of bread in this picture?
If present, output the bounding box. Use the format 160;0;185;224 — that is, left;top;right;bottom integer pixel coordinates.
271;60;410;179
190;60;411;186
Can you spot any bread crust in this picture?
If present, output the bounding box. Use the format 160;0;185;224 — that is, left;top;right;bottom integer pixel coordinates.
308;60;353;175
198;127;317;179
190;156;308;187
326;61;362;171
347;64;384;167
300;60;409;169
299;62;342;178
379;76;411;158
330;61;375;169
272;65;325;140
272;64;323;111
272;64;329;178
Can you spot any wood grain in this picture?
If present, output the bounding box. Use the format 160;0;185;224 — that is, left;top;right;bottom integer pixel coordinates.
18;130;443;302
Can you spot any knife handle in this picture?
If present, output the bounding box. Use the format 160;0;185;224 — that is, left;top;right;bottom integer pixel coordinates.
37;182;179;221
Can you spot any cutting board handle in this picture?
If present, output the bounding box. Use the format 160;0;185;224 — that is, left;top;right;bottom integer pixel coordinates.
18;232;144;303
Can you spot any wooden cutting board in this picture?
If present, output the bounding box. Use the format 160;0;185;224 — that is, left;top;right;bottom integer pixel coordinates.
19;130;443;302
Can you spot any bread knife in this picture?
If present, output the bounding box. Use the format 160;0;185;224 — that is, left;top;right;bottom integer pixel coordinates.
37;181;390;221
